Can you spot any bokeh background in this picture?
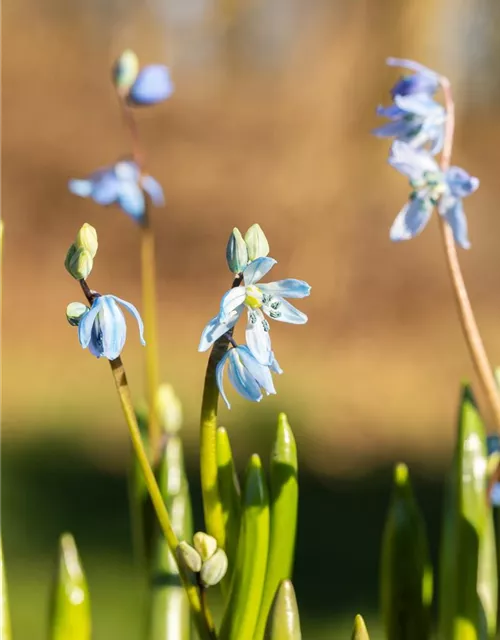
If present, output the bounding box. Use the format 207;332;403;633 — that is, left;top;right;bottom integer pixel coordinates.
4;0;500;637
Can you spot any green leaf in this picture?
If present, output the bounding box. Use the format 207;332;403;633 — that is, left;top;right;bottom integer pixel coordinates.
478;505;497;638
255;413;298;640
1;538;12;640
219;454;270;640
49;533;91;640
351;615;370;640
147;435;193;640
380;463;432;640
264;580;301;640
216;427;241;596
438;384;492;640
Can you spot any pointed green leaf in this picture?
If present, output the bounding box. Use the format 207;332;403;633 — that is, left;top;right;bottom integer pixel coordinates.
219;454;270;640
264;580;301;640
49;533;91;640
216;426;241;595
438;384;490;640
1;538;12;640
255;413;298;640
351;615;370;640
478;506;497;638
380;463;432;640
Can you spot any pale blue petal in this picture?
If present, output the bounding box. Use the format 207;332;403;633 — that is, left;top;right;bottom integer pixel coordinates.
216;350;232;409
141;174;165;206
390;198;433;242
263;296;307;324
440;197;470;249
68;179;93;198
118;181;146;220
389;141;439;180
99;297;126;360
259;279;311;299
246;308;272;365
227;349;263;403
129;65;174;106
238;346;276;396
373;120;415;139
386;58;440;79
91;173;121;205
446;167;480;198
198;313;238;352
270;352;283;375
110;295;146;345
391;73;439;99
115;161;140;181
376;104;404;119
88;322;103;358
219;288;246;321
394;94;443;117
243;257;277;286
490;484;500;507
78;300;101;349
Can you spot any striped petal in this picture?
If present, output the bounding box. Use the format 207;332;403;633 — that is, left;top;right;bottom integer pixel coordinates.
246;308;272;365
259;279;311;299
243;257;277;286
78;300;101;349
198;313;239;352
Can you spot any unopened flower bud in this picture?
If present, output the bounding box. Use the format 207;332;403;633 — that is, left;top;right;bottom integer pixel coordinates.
112;49;139;92
176;541;202;573
65;245;93;280
200;548;228;587
244;223;269;261
156;384;182;434
75;223;98;258
66;302;88;327
193;532;217;562
226;227;248;274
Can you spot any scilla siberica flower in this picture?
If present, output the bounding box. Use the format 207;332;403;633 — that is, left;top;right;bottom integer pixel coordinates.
69;160;164;222
198;257;311;366
388;141;479;249
373;58;445;154
78;295;145;360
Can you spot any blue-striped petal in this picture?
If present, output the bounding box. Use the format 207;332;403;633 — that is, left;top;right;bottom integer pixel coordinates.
238;346;276;396
390;197;433;242
98;297;127;360
263;296;307;324
78;300;101;349
110;295;146;345
227;348;264;404
246;308;272;365
243;257;277;286
129;65;174;106
259;279;311;299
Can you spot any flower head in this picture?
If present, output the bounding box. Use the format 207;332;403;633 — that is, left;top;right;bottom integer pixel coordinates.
199;257;311;365
77;294;145;360
388;142;479;249
216;345;279;409
69;160;164;222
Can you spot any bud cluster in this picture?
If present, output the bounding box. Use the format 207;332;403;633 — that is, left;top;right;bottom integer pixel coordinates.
177;532;228;588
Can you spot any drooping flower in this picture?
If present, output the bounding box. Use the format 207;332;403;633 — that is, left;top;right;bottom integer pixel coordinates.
68;160;164;222
388;141;479;249
77;294;145;360
386;58;440;100
216;345;279;409
198;257;311;365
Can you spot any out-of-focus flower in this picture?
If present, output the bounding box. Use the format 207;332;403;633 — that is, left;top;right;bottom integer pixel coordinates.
216;345;279;409
388;141;479;249
128;65;174;106
69;160;164;222
78;294;145;360
387;57;440;100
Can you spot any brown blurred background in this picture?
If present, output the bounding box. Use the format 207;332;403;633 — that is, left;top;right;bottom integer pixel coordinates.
4;0;500;637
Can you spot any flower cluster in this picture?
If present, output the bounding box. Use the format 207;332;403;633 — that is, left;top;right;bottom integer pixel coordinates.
199;225;311;409
374;58;479;249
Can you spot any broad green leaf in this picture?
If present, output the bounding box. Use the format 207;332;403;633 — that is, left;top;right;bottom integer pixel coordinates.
380;463;432;640
219;454;270;640
264;580;301;640
255;413;298;640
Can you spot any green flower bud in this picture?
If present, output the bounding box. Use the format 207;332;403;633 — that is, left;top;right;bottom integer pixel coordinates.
200;548;228;587
156;383;183;434
244;223;269;261
176;541;202;573
66;302;88;327
193;532;217;562
112;49;139;92
75;223;98;259
226;227;248;273
65;245;93;280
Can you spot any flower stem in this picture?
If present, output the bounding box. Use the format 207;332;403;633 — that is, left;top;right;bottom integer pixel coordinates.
200;275;243;546
438;78;500;431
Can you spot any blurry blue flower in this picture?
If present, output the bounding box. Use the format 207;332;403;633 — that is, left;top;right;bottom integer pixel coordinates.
386;57;440;100
216;345;279;409
388;141;479;249
373;95;446;154
128;65;174;106
487;435;500;506
198;257;311;365
69;160;164;222
78;294;145;360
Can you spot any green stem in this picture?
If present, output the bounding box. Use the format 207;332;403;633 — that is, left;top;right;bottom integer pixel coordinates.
109;357;216;640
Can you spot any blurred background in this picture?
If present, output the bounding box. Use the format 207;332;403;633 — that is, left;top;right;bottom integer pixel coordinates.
4;0;500;637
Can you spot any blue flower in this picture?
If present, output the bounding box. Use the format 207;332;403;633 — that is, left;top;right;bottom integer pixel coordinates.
388;141;479;249
487;435;500;506
78;295;145;360
128;65;174;106
216;345;279;409
386;58;440;100
69;160;164;222
198;257;311;365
